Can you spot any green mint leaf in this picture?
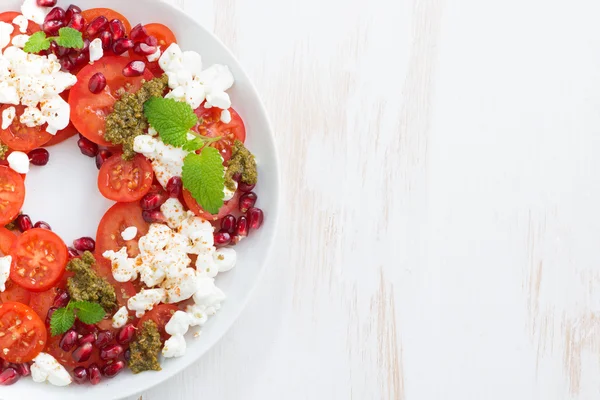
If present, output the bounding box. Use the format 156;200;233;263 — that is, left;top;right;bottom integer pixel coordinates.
54;27;84;49
23;31;51;54
72;301;106;324
50;307;76;336
182;147;225;214
182;136;205;152
144;97;198;147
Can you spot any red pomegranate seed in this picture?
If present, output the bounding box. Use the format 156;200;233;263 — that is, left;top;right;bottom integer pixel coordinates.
78;333;96;345
60;329;78;352
1;359;10;370
89;72;107;94
166;177;183;198
75;320;98;334
78;137;99;157
37;0;57;7
53;291;70;308
100;344;123;360
46;307;58;326
116;324;136;345
102;361;125;378
239;192;258;213
45;6;65;22
86;16;108;37
247;207;264;230
140;192;167;211
109;19;126;41
43;19;65;36
28;148;50;166
96;149;113;170
145;36;158;47
34;221;52;230
142;210;165;223
221;215;236;234
73;237;95;252
81;38;91;53
12;363;30;377
236;216;249;238
95;331;113;348
72;343;93;363
88;364;101;385
59;57;74;72
133;43;157;56
65;5;82;21
122;60;146;77
73;366;87;384
124;349;131;361
99;31;112;50
70;51;89;68
130;23;149;42
238;182;256;193
68;13;85;31
214;231;232;247
0;368;19;386
50;41;69;57
68;247;79;258
112;38;134;55
16;214;32;232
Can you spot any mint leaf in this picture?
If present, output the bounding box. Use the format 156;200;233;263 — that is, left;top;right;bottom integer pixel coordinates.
144;97;198;147
72;301;105;324
50;307;75;336
54;27;84;49
23;31;50;53
182;136;205;152
182;147;225;214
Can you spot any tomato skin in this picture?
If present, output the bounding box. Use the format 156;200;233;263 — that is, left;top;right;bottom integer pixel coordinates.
0;166;25;225
0;227;16;256
0;302;47;363
183;189;241;221
9;229;68;292
81;8;132;34
192;105;246;162
0;280;31;305
0;105;54;152
96;202;149;258
98;154;154;202
138;304;179;342
145;23;177;48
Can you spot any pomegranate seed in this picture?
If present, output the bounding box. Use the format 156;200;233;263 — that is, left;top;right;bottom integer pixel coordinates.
130;24;149;42
37;0;57;7
81;38;91;53
59;57;74;72
238;182;256;192
239;192;258;213
70;51;89;68
140;192;166;211
78;333;96;345
236;216;249;238
1;359;10;369
72;343;93;363
68;13;85;31
109;19;126;41
68;247;79;258
112;38;134;55
16;214;32;232
142;210;165;223
59;329;78;351
45;6;65;22
96;149;113;169
133;42;157;56
12;363;30;377
122;60;146;77
78;137;99;157
247;207;264;230
53;291;70;308
214;231;232;247
100;344;124;360
46;307;58;326
95;331;113;348
166;177;183;198
116;324;136;344
89;72;107;94
28;148;50;166
0;368;19;386
221;215;236;234
43;19;65;36
86;16;108;37
34;221;52;230
73;237;95;252
65;5;82;21
101;361;125;378
98;30;112;51
88;364;101;385
124;349;131;361
145;36;158;47
50;41;69;57
75;320;98;334
73;366;87;384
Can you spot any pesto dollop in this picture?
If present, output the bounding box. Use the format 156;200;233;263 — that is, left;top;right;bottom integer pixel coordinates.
128;320;162;374
225;140;258;191
0;142;8;161
104;75;169;159
67;251;117;312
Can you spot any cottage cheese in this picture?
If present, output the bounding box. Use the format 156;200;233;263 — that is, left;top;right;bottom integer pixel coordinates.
0;22;14;50
220;109;232;124
133;134;188;188
89;38;103;63
21;0;50;25
121;226;138;241
128;288;167;318
11;34;29;48
0;256;11;292
7;151;30;174
12;15;29;33
112;306;129;329
30;353;72;386
1;106;15;130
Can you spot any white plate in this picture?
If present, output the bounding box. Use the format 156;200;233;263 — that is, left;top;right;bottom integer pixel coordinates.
1;0;280;398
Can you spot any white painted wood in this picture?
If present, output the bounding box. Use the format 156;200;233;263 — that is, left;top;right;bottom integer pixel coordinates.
128;0;600;399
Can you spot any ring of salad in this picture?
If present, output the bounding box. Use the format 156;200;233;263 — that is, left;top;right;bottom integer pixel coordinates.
0;0;264;387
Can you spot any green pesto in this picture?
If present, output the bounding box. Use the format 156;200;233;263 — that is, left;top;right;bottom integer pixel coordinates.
0;142;8;160
128;320;162;374
104;75;169;159
66;251;117;312
224;140;258;191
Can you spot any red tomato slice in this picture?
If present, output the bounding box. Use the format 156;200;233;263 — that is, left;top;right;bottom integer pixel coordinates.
44;122;78;147
96;202;149;258
81;8;132;34
191;104;246;162
145;23;177;48
0;166;25;225
93;254;136;308
68;56;154;146
98;153;154;202
183;189;240;222
0;105;53;152
138;304;179;342
9;229;68;292
0;227;16;256
29;270;71;322
0;12;41;50
0;280;31;305
0;302;46;363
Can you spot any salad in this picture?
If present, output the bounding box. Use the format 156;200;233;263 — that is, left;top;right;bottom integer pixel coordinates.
0;0;264;387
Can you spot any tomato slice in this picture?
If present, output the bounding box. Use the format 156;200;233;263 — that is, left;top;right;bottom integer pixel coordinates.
0;280;31;305
46;334;102;370
68;56;154;146
98;153;154;202
183;189;241;222
29;271;71;322
0;166;25;225
0;302;46;363
96;202;149;258
81;8;132;34
9;229;68;292
0;12;41;50
191;104;246;162
137;304;179;342
0;105;53;152
44;122;78;147
93;254;136;308
145;23;177;48
0;227;16;256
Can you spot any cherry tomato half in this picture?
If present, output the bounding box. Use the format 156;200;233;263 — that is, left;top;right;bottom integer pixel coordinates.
96;202;149;258
0;105;53;152
0;302;47;363
98;154;154;202
0;166;25;225
191;104;246;162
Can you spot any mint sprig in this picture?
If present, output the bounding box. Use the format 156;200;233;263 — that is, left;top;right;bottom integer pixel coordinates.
182;147;225;214
144;97;198;147
50;300;106;336
24;28;84;54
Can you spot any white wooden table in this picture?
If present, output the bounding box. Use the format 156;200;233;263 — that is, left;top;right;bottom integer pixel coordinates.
131;0;600;399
